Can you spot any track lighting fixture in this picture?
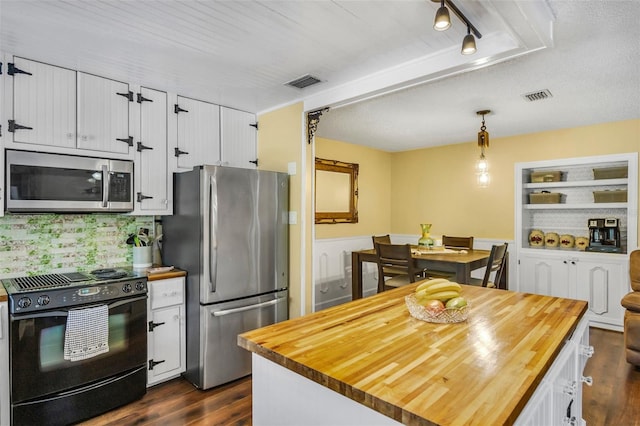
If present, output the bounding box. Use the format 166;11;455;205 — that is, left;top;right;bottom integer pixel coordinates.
432;0;482;55
433;0;451;31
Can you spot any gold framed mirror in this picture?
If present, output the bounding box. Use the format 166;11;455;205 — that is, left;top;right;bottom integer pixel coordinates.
315;157;359;224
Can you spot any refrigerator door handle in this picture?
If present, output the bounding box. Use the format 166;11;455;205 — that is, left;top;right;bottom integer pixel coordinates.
209;175;218;293
211;298;281;317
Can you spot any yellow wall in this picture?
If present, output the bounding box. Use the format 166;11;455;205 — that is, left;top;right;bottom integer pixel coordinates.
315;137;393;239
257;103;306;317
391;119;640;242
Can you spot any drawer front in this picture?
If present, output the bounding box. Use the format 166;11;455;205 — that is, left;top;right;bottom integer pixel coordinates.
150;277;184;309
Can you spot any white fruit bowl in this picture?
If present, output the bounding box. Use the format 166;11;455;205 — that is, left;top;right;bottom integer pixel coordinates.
405;294;470;324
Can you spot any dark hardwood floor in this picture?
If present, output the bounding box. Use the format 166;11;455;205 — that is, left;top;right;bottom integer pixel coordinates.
81;327;639;425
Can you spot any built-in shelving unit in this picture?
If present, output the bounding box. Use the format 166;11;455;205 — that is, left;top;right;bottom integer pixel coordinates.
515;152;638;331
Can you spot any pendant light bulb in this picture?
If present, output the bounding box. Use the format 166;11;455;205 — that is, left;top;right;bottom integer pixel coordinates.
476;153;488;173
477;171;490;188
461;26;477;55
434;0;451;31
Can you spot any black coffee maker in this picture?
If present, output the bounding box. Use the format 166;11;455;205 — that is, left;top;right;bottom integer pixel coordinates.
586;218;622;253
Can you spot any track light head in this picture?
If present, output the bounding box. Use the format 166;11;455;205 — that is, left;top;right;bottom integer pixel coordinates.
434;1;451;31
461;26;476;55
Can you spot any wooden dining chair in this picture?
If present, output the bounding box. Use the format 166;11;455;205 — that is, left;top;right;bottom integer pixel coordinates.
470;243;508;288
442;235;474;250
371;234;405;277
426;235;475;279
374;242;422;293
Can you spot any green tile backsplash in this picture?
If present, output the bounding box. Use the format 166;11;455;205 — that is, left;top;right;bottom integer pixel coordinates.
0;213;154;278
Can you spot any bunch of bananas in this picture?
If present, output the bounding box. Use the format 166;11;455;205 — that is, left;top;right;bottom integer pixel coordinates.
414;278;463;305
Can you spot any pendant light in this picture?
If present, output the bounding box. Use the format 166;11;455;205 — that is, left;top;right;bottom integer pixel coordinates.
461;25;477;55
476;110;491;188
433;0;451;31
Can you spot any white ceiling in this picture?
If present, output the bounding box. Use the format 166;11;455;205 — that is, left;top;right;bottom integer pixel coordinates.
0;0;638;152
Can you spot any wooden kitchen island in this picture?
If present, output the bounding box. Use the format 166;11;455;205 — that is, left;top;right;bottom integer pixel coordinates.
239;284;589;425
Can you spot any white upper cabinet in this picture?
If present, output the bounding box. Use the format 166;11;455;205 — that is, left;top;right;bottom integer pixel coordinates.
135;87;171;215
77;72;132;154
220;106;257;169
10;57;76;148
174;96;220;170
9;57;133;157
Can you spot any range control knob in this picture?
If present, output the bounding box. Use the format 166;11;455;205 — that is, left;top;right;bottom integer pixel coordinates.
37;295;51;306
17;297;32;309
135;281;146;292
122;283;132;293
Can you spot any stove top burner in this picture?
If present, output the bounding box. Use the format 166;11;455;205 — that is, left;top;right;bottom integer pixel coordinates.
11;272;92;291
90;268;129;280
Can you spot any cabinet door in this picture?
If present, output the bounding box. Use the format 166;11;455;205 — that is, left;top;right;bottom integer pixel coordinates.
137;87;169;213
576;258;626;327
175;96;220;170
11;57;76;148
519;255;570;298
220;107;257;169
148;305;184;384
77;72;131;154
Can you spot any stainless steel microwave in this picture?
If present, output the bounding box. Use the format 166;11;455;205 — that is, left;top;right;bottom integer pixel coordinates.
6;150;134;213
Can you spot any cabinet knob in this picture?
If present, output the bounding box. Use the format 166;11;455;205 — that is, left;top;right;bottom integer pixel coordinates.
580;345;594;358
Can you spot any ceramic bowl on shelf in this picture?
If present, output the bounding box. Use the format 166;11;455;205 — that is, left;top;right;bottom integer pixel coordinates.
545;232;560;248
560;234;575;249
529;229;545;247
575;237;589;251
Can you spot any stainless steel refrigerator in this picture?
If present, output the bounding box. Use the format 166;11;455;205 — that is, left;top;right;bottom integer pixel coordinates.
162;165;289;389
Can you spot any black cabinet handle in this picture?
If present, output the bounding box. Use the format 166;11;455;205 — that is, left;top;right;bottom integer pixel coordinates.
8;63;32;76
137;193;153;203
116;91;134;101
174;104;188;114
148;320;165;331
174;147;189;157
137;93;153;103
148;359;166;370
116;136;133;146
8;120;33;132
137;142;153;152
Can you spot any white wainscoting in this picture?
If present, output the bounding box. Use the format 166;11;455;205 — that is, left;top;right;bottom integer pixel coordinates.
313;235;515;312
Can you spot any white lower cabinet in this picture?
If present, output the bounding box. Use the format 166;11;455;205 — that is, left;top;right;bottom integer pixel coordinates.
518;251;628;330
516;316;593;425
147;277;186;386
1;301;9;426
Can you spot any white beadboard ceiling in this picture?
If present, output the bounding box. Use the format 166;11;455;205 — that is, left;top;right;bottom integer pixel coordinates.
0;0;638;151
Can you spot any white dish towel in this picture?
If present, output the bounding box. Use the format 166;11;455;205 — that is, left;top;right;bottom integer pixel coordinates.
64;304;109;362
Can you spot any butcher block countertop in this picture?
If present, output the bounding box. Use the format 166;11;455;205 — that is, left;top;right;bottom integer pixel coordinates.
0;286;6;303
239;284;587;425
145;267;187;281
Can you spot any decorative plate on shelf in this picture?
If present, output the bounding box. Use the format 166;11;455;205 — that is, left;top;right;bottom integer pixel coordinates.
405;294;469;324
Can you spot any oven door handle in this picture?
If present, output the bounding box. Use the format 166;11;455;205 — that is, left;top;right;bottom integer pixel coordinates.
11;295;147;320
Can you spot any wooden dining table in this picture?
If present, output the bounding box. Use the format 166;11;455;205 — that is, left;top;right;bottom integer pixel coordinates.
351;247;503;299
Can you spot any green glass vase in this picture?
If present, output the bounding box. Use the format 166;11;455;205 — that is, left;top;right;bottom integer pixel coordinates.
418;223;434;247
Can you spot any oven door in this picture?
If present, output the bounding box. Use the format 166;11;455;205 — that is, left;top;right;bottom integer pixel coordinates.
10;295;147;404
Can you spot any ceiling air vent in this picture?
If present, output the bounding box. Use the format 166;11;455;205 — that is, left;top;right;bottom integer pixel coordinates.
522;89;553;102
285;74;322;89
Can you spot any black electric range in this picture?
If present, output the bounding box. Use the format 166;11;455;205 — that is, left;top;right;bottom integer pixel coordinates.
1;268;147;314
